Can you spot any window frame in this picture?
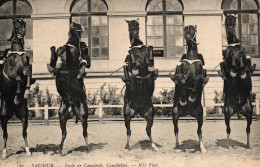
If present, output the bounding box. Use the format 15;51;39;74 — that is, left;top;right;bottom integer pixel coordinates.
146;0;184;59
0;0;32;19
221;0;260;58
70;0;109;60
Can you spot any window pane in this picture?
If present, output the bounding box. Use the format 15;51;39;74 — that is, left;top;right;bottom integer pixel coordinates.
0;1;13;15
155;16;163;25
100;48;108;57
91;0;108;12
92;48;99;57
165;15;184;58
0;19;12;51
166;15;174;25
221;0;238;10
147;26;155;36
91;27;100;36
16;0;32;15
146;0;163;11
147;37;155;46
147;16;155;25
100;37;108;47
155;37;163;47
92;37;100;47
91;16;109;58
71;0;89;13
155;26;163;36
166;26;174;36
241;0;258;9
166;0;183;11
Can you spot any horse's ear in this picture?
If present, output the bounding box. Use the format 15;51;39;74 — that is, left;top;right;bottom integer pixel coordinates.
125;20;130;23
136;18;139;23
195;25;197;31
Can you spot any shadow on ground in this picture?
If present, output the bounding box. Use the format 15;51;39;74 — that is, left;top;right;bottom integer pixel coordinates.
130;140;162;151
174;139;200;153
30;144;59;154
216;139;247;149
67;143;107;154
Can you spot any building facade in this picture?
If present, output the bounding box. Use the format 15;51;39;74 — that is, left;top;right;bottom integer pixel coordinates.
0;0;260;105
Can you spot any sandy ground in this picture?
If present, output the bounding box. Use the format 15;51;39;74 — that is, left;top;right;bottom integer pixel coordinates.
0;119;259;167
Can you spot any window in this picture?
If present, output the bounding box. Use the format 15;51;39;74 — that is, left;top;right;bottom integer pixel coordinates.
222;0;259;57
146;0;184;58
70;0;109;59
0;0;33;61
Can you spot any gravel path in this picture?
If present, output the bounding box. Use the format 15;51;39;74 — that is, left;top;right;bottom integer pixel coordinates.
0;119;259;167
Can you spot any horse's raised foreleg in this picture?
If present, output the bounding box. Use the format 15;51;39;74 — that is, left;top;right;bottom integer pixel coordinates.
58;102;69;155
172;107;180;149
1;117;8;159
145;107;159;151
197;113;207;153
78;101;89;153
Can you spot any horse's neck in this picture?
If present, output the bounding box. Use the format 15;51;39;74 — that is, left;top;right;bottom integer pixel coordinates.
186;42;198;60
10;37;24;51
226;31;239;45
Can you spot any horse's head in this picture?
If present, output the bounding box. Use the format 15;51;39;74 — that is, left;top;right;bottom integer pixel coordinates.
126;19;143;47
8;18;26;41
224;45;249;79
224;14;240;44
67;22;83;49
225;14;236;34
184;25;197;49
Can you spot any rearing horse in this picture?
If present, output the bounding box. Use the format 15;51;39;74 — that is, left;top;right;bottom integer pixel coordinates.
47;22;91;154
170;25;209;153
122;19;159;150
218;14;256;149
0;18;34;158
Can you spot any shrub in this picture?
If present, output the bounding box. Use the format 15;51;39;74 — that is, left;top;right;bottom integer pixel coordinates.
153;88;175;116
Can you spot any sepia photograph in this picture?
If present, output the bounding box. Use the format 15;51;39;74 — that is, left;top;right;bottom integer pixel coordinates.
0;0;260;166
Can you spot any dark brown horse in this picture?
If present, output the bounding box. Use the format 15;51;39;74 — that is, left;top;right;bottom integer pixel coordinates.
218;14;256;149
0;18;34;158
122;19;159;150
47;22;91;154
170;25;209;153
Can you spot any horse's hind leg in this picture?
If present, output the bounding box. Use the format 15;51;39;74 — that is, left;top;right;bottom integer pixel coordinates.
15;102;31;156
145;107;159;151
224;107;233;149
78;101;89;153
172;107;180;149
1;117;8;159
242;100;253;149
197;113;207;153
124;115;132;150
58;102;69;155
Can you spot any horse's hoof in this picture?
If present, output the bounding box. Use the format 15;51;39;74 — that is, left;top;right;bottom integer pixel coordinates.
174;144;180;150
200;144;207;153
201;148;207;153
151;143;159;151
26;147;31;156
2;149;7;159
125;145;130;150
86;146;89;153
